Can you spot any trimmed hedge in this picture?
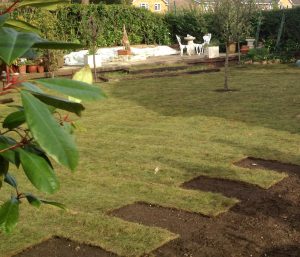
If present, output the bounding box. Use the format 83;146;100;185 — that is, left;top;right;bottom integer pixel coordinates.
13;5;300;53
13;4;171;48
259;7;300;52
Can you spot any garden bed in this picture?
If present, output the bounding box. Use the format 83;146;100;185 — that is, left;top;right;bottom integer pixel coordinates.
111;158;300;257
12;237;118;257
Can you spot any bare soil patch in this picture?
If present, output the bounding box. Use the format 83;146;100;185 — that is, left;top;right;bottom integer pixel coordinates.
214;88;240;92
128;65;190;74
122;68;220;81
12;236;118;257
234;157;300;177
112;158;300;257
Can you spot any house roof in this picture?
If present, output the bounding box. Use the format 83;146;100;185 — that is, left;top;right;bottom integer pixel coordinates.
170;0;300;8
291;0;300;4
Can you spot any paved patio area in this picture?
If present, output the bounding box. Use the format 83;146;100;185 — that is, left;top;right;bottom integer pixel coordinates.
22;53;238;80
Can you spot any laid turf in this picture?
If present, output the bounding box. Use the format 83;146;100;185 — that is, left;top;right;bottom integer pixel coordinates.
0;64;299;257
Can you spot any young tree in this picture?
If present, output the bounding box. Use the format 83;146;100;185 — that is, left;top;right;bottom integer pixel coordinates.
0;0;105;233
214;0;257;90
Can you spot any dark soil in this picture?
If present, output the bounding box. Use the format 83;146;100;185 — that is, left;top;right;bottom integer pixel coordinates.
214;88;240;92
112;158;300;257
12;236;118;257
128;65;190;74
234;157;300;177
123;68;220;81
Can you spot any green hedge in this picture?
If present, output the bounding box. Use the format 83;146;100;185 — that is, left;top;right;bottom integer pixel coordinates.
166;7;300;52
13;4;171;48
13;5;300;53
259;7;300;52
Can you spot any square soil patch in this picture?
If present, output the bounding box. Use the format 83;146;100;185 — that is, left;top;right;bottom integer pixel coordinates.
12;236;118;257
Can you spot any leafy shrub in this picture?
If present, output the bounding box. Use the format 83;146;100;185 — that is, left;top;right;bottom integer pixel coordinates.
259;7;300;52
246;48;270;61
13;4;171;48
165;9;208;43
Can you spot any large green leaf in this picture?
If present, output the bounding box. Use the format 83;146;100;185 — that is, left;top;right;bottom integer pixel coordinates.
21;82;43;93
0;27;40;65
19;149;59;194
33;41;82;50
0;136;20;166
4;173;18;189
18;0;70;9
31;91;85;116
25;194;41;208
0;197;19;234
21;91;78;170
73;66;93;84
0;27;81;65
36;78;106;101
69;66;94;103
41;200;66;210
4;19;40;34
0;14;9;27
0;156;9;188
23;144;53;169
3;110;25;130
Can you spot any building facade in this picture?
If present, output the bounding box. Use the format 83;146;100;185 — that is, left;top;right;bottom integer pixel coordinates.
132;0;168;13
279;0;300;8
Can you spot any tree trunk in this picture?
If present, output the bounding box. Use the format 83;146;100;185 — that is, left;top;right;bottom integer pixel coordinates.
237;38;241;65
81;0;89;4
224;43;229;91
93;52;97;82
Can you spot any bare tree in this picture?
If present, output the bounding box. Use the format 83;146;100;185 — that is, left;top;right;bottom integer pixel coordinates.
214;0;257;90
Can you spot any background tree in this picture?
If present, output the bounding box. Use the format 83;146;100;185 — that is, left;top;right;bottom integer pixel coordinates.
0;0;105;233
213;0;257;90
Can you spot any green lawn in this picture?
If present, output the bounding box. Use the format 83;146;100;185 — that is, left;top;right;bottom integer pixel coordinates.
1;64;300;257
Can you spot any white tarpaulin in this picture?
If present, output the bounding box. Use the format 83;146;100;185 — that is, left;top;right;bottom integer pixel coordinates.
64;46;177;66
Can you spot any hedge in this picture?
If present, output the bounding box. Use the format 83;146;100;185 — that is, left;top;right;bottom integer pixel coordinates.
13;5;300;52
259;7;300;52
13;4;171;48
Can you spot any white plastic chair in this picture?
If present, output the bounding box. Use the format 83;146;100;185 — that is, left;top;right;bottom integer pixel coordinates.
203;33;212;46
194;43;204;55
176;35;190;56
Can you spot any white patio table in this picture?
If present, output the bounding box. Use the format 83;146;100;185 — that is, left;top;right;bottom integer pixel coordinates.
184;35;196;55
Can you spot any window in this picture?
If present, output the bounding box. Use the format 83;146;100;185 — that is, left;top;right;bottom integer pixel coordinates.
154;3;161;11
140;3;149;9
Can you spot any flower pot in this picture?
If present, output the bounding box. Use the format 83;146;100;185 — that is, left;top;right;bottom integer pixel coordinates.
206;46;219;59
18;65;27;74
117;49;131;56
37;65;45;73
246;38;255;49
10;73;19;84
240;45;249;54
229;42;236;54
83;54;102;68
27;65;37;73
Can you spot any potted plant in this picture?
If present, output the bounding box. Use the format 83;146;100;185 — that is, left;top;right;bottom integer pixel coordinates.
26;60;38;73
246;38;255;49
37;58;45;73
84;49;102;68
240;45;250;54
229;42;236;54
16;58;27;74
205;40;220;59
